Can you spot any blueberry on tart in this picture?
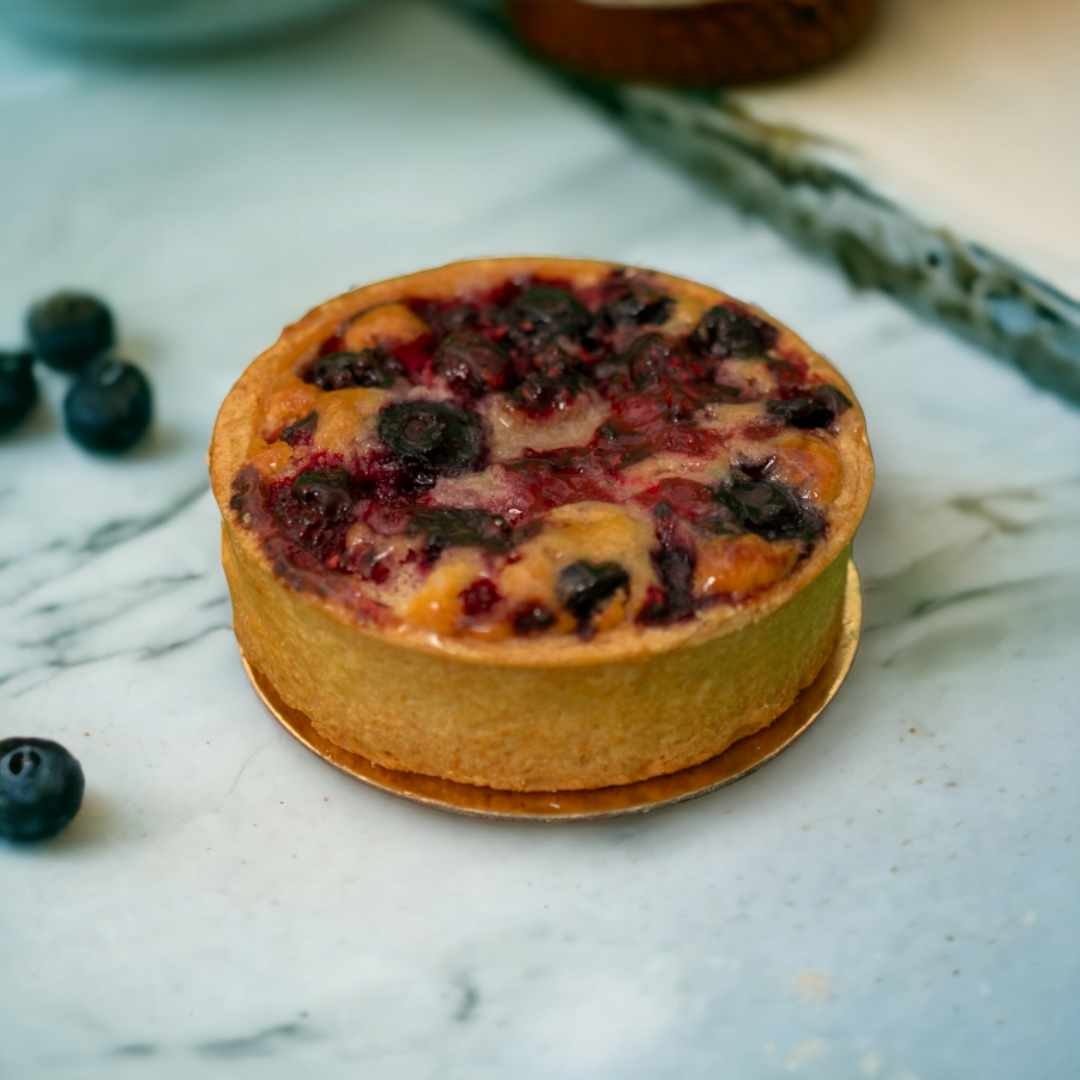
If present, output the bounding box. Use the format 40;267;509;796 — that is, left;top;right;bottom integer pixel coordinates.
210;258;872;792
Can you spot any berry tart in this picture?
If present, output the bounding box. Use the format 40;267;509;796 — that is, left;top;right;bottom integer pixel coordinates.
210;258;872;792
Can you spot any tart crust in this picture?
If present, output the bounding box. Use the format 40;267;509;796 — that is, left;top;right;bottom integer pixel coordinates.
210;257;873;791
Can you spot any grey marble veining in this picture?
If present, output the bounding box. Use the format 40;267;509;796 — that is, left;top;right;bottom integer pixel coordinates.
1;5;1078;1079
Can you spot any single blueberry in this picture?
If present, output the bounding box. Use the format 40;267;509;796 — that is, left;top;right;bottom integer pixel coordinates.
766;385;852;430
512;602;557;636
532;341;580;379
598;290;674;329
379;401;485;476
556;560;630;627
501;286;590;349
0;737;85;842
512;371;580;416
688;305;766;360
715;474;823;542
432;332;510;395
637;544;696;626
766;397;835;430
63;358;152;453
291;469;354;522
280;411;318;447
0;350;38;435
623;333;683;388
407;507;514;557
27;291;115;373
515;287;590;334
814;384;852;417
307;349;403;391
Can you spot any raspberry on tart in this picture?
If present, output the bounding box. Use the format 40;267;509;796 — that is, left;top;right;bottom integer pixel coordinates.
210;258;872;792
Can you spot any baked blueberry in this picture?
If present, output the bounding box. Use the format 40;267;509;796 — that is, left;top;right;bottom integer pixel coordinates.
814;385;852;417
407;507;514;558
281;411;318;448
379;401;485;476
63;358;152;453
598;290;674;329
714;474;823;542
766;385;852;429
27;291;115;373
556;560;629;627
512;371;580;416
432;332;510;395
624;333;686;389
688;305;766;360
517;286;590;332
0;350;38;435
638;544;696;626
502;286;590;349
307;349;403;391
291;469;354;522
0;737;85;842
512;602;557;636
766;397;834;430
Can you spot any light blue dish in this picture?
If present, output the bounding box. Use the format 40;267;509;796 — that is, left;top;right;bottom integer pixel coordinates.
0;0;366;53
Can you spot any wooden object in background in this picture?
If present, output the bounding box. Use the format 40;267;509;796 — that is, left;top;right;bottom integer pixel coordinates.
511;0;876;86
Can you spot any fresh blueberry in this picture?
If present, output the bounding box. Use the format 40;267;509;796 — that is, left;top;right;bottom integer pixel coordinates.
0;350;38;435
556;560;629;628
63;358;152;453
688;305;769;360
306;349;403;391
27;291;115;373
432;332;510;395
379;401;485;476
0;737;85;842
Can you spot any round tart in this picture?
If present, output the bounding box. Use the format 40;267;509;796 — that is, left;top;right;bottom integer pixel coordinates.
210;258;872;792
511;0;877;87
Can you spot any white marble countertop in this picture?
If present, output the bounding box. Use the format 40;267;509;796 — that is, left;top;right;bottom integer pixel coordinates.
1;5;1077;1078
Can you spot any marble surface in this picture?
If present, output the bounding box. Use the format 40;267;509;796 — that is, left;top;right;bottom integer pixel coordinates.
1;4;1078;1078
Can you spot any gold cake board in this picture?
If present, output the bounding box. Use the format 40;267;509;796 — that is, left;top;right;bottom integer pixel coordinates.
241;561;861;822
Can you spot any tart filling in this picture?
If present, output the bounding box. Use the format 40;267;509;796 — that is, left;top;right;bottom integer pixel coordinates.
229;267;854;645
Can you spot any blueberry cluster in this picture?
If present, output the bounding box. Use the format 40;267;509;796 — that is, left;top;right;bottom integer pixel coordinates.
1;291;152;453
